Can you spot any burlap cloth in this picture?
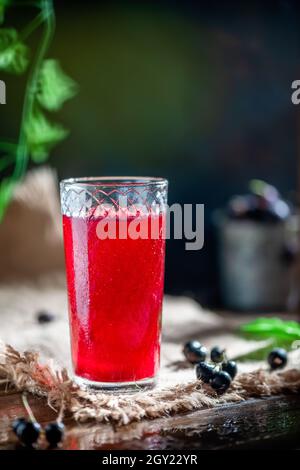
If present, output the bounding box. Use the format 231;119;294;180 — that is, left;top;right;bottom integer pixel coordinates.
0;169;299;426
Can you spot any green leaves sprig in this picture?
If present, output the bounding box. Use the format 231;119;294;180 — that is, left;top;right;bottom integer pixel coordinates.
0;0;78;220
25;59;78;162
0;28;30;74
37;59;78;111
236;317;300;361
24;58;78;162
25;108;69;163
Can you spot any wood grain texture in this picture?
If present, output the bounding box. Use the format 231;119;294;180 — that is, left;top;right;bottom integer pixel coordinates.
0;387;300;450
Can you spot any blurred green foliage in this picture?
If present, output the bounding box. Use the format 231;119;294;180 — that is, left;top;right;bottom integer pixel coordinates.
0;0;77;220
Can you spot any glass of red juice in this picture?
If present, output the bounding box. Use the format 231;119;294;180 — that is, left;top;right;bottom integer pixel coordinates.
60;177;168;390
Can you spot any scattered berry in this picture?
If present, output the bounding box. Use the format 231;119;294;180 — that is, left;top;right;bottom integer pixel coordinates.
45;422;65;446
221;360;238;379
183;340;207;364
211;371;232;393
36;310;55;324
210;346;225;364
15;420;41;446
196;362;215;383
268;348;288;370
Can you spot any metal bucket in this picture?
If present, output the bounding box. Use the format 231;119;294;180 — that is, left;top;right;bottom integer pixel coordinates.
216;214;291;311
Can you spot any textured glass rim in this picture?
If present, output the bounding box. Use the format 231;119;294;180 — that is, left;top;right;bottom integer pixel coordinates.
60;176;168;189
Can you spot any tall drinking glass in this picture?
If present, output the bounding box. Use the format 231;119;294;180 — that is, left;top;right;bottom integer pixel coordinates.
60;177;168;389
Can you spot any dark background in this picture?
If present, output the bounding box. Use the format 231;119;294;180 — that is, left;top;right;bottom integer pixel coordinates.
1;0;299;306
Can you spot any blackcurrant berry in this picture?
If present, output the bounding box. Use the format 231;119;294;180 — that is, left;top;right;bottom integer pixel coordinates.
183;340;207;364
12;417;27;435
36;310;55;324
195;362;215;383
221;360;238;379
45;422;65;446
16;421;41;446
268;348;288;370
211;371;232;393
210;346;225;363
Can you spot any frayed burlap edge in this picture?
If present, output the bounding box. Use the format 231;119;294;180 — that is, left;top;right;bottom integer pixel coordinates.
1;344;300;426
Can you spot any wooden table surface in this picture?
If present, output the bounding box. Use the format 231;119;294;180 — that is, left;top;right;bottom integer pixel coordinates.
1;384;300;450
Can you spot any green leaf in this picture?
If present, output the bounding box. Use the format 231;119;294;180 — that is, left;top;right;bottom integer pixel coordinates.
240;317;300;342
0;177;14;221
236;317;300;361
36;59;78;111
0;0;11;25
25;108;69;162
0;28;30;74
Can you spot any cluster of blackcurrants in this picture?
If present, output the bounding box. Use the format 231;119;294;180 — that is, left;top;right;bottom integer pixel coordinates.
227;180;290;224
12;418;64;448
183;341;237;393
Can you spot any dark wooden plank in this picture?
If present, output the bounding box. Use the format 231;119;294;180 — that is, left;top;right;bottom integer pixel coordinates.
62;395;300;450
0;390;300;450
0;392;56;423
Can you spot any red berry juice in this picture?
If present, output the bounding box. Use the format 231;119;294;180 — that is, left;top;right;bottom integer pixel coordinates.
62;212;166;385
